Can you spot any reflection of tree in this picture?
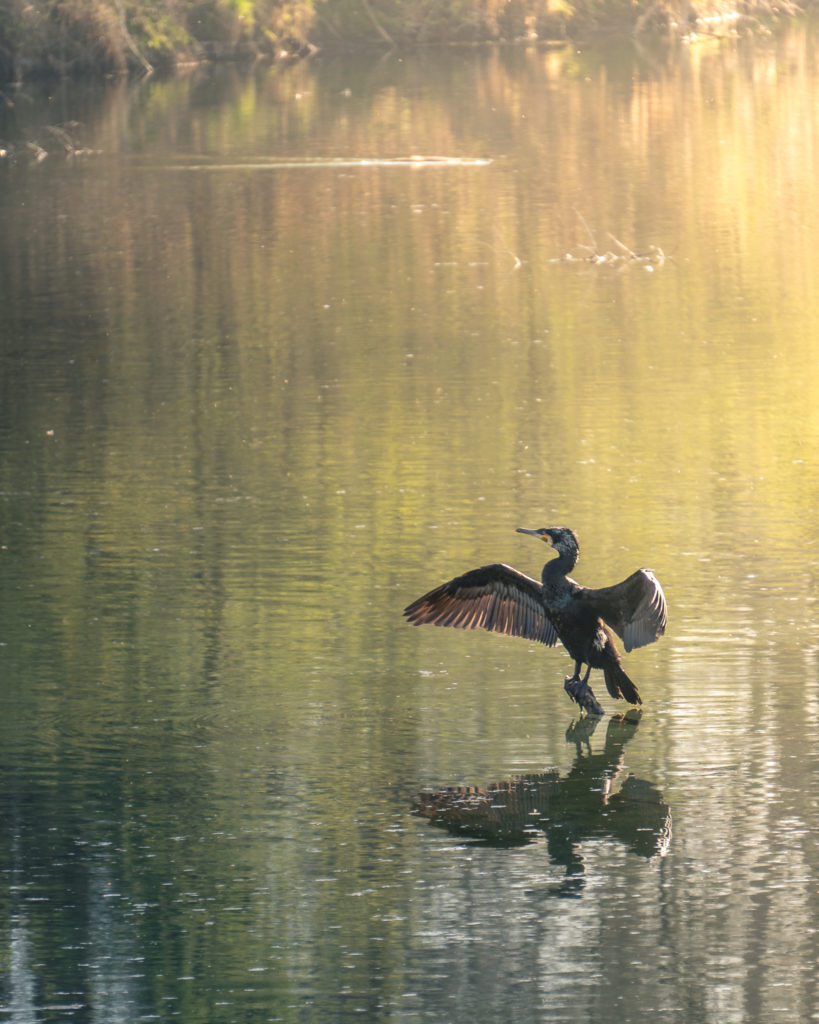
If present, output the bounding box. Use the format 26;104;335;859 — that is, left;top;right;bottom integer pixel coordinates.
414;713;670;894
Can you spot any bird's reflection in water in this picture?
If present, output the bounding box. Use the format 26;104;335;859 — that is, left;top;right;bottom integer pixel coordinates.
414;713;670;897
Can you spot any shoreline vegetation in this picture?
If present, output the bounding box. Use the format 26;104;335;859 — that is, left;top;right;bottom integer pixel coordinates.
0;0;811;82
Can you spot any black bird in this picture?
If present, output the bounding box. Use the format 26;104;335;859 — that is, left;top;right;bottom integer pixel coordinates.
404;527;667;716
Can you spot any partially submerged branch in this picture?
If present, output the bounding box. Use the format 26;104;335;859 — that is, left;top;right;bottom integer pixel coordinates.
1;122;100;163
555;215;669;270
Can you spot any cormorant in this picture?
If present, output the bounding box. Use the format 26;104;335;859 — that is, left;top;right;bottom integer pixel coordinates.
403;527;667;716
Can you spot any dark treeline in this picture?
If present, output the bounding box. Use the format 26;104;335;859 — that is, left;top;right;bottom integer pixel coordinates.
0;0;809;81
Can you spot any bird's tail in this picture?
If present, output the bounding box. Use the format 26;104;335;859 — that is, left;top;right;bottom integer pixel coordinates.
604;662;642;705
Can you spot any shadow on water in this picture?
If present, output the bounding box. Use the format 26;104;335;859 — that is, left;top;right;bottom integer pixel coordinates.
414;713;670;896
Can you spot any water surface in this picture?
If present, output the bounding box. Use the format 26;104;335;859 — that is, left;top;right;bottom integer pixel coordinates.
2;26;819;1024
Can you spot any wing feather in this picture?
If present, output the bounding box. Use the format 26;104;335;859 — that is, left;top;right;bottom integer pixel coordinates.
404;563;558;647
579;568;667;652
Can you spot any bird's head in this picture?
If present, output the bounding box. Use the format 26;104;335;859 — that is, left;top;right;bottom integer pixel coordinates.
516;526;579;557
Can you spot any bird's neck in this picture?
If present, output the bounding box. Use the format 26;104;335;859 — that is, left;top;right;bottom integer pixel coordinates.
543;549;577;580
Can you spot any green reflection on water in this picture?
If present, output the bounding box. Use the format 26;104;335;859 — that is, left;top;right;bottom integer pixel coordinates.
2;26;819;1024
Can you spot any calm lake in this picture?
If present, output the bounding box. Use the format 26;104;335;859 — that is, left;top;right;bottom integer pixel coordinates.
2;21;819;1024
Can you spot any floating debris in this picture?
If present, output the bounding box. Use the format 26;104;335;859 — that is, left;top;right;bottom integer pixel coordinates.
554;211;669;270
554;236;668;270
0;122;100;164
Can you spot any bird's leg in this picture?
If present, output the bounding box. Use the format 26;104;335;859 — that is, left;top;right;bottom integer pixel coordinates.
564;662;605;717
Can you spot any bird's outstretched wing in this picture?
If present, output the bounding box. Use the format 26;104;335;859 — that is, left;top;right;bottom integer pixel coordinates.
404;563;558;646
579;569;667;652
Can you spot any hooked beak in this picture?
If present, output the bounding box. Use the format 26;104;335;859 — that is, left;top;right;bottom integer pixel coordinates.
516;527;551;544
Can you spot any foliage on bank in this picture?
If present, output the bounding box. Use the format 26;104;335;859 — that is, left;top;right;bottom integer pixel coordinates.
0;0;808;81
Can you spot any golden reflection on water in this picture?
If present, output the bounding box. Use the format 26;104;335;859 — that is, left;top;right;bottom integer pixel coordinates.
2;23;819;1024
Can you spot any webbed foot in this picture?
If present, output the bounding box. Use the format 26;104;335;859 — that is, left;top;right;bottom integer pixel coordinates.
564;675;605;717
